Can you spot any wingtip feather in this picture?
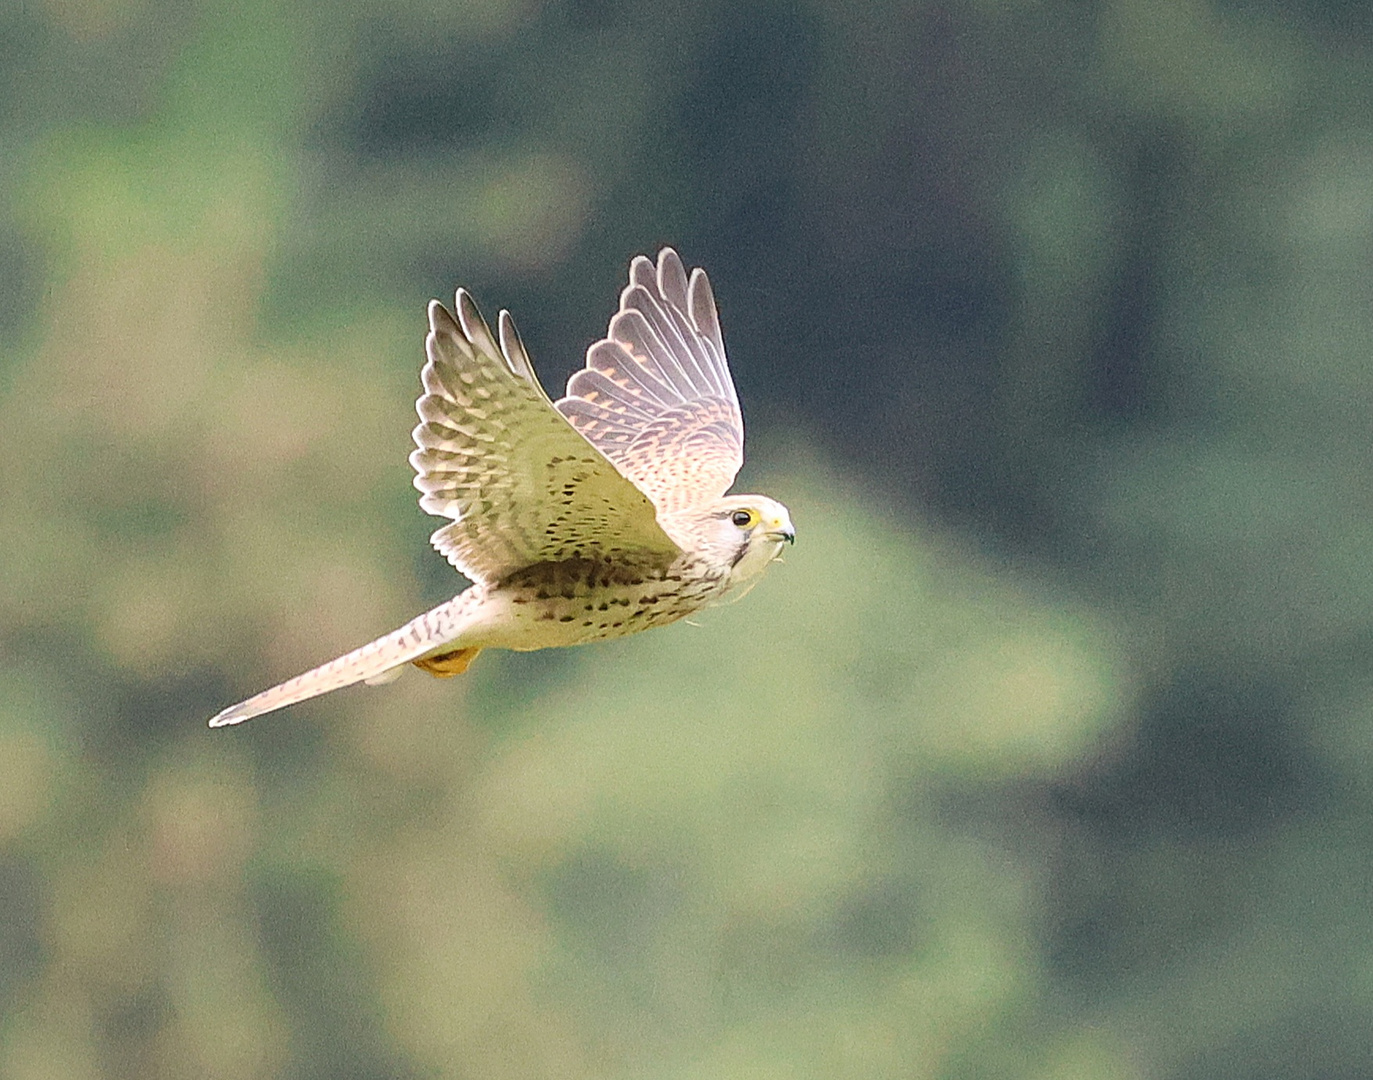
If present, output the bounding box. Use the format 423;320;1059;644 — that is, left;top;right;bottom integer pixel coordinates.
428;298;457;333
687;268;724;353
456;289;500;359
657;248;690;313
629;254;656;291
498;309;533;380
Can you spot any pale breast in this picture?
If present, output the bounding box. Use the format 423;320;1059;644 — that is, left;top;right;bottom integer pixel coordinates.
488;555;731;650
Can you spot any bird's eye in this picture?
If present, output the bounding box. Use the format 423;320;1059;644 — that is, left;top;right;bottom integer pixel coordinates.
731;509;755;528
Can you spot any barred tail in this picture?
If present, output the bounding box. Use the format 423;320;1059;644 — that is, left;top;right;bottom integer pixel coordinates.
208;594;477;728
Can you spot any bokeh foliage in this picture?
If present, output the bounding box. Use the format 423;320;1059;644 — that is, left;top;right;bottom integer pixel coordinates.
2;0;1372;1077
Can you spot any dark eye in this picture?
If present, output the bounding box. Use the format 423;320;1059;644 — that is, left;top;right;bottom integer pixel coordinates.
731;510;754;528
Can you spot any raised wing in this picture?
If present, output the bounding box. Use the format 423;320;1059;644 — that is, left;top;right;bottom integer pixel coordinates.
555;249;744;515
410;291;681;585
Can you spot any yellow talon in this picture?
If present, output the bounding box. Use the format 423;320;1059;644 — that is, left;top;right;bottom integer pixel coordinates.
413;647;482;677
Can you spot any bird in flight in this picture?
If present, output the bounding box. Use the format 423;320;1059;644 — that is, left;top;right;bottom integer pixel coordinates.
209;248;794;727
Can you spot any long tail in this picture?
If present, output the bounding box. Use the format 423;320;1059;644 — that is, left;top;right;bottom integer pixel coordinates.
208;593;479;728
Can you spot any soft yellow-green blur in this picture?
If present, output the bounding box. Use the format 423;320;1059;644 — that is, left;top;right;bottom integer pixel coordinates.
2;0;1371;1077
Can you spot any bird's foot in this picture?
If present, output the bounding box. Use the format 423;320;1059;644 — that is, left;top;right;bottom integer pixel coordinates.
413;647;483;677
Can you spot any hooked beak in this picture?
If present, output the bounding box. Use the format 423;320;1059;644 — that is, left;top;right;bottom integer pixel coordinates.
767;527;796;545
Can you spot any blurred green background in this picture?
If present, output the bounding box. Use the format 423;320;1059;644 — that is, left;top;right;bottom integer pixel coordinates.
2;0;1372;1076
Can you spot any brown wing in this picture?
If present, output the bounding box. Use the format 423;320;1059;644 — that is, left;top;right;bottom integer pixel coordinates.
554;248;745;515
409;291;681;585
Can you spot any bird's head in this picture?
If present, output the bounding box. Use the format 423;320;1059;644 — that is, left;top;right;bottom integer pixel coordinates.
691;494;795;584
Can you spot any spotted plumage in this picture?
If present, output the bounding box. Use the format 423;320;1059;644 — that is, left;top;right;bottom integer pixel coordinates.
209;249;793;728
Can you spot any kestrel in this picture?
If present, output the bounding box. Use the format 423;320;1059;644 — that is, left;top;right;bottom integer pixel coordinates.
209;248;793;727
